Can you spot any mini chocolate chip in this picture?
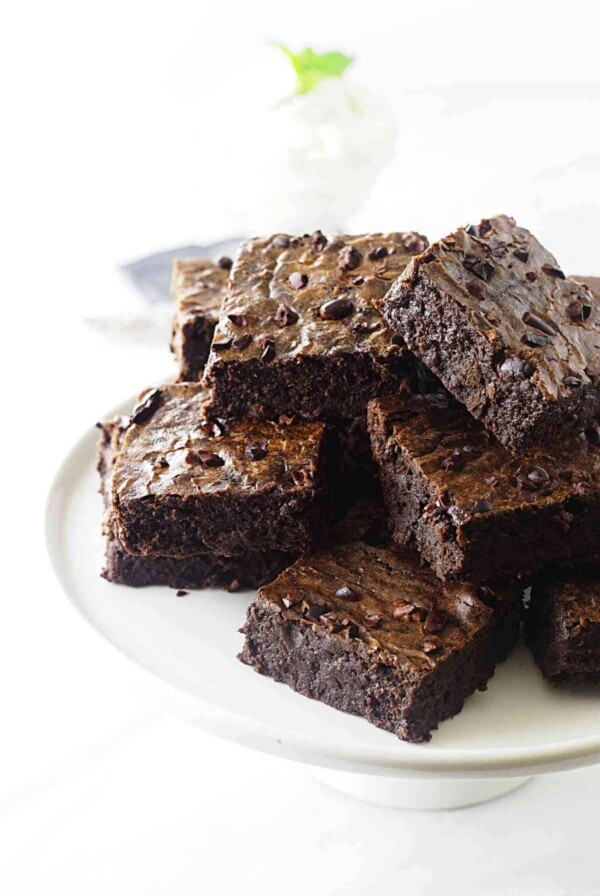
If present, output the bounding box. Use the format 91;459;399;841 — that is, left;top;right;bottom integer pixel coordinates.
131;388;162;424
403;232;428;253
365;614;383;628
513;248;529;262
232;333;253;350
338;246;362;271
157;457;169;468
227;313;248;328
564;376;582;388
527;466;550;485
542;263;565;279
424;609;447;633
479;219;492;235
275;303;299;327
335;586;360;601
319;297;354;320
465;224;478;236
423;637;443;655
212;338;233;352
289;271;308;290
245;441;268;460
525;271;537;282
217;256;233;270
176;590;189;597
471;498;493;514
353;276;365;285
338;245;362;270
500;356;534;377
566;299;592;322
522;332;551;348
367;246;388;261
390;333;405;346
305;602;328;620
585;427;600;446
393;601;416;619
522;311;556;335
273;235;290;248
463;254;495;281
260;338;276;362
188;450;225;467
467;281;484;299
311;229;327;249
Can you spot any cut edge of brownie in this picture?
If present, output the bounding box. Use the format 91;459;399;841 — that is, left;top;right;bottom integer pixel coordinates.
525;569;600;684
97;417;295;589
367;396;600;583
203;349;413;423
238;589;521;744
384;266;599;452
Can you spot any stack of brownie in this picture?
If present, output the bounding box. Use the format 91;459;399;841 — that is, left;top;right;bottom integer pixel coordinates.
98;216;600;742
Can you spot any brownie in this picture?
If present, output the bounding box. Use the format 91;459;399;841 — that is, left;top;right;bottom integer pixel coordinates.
110;383;332;558
238;499;522;743
381;215;600;451
170;258;230;381
525;568;600;684
97;419;294;590
368;391;600;583
202;230;429;422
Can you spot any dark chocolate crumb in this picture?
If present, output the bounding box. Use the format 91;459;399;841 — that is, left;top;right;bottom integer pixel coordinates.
541;263;565;279
311;230;327;249
525;271;537;282
260;339;276;362
513;248;529;262
212;338;233;352
217;256;233;270
176;590;189;597
403;232;428;254
187;450;225;467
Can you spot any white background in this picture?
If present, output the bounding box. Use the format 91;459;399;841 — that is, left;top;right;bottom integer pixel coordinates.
2;0;600;893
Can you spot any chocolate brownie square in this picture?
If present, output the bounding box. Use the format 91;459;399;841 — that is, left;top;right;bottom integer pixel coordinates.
202;230;428;422
97;418;294;590
368;391;600;583
381;216;600;451
170;258;230;381
110;383;332;558
239;498;522;743
525;568;600;684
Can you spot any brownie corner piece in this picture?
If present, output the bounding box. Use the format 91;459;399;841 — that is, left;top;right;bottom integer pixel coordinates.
367;391;600;583
111;383;333;558
238;510;521;743
203;231;428;422
170;258;229;381
525;569;600;684
382;215;600;450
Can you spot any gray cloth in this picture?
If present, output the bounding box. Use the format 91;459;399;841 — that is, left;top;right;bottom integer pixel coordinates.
120;238;242;303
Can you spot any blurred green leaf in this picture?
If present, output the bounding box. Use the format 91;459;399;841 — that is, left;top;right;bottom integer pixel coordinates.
273;43;355;95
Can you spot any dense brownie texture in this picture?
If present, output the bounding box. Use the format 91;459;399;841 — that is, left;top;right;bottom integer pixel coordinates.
111;383;332;558
203;230;429;422
368;391;600;583
382;215;600;451
97;419;294;590
170;258;229;381
526;568;600;684
239;499;521;743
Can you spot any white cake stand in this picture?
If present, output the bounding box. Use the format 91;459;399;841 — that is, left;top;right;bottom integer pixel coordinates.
45;393;600;810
